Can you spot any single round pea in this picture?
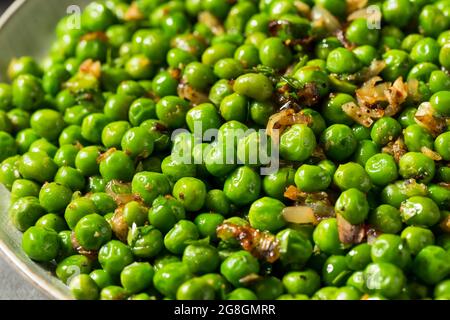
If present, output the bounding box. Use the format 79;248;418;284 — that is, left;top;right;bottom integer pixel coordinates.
312;218;345;255
294;164;331;192
334;162;371;192
205;189;232;216
248;197;286;232
220;250;259;287
18;151;58;183
98;240;133;277
172;177;207;212
183;243;220;274
69;274;99;300
132;172;171;206
22;226;59;262
120;262;154;294
280;124;316;162
223;166;261;206
398;152;435;184
227;288;258;300
430;91;450;116
9;196;46;232
326;48;361;74
89;269;114;290
127;225;163;258
74;214;111;251
400;196;440;227
99;150;135;182
364;262;406;299
164;220;199;255
233;73;273;101
335;188;369;225
176;278;216;300
369;204;403;234
346;243;372;271
320;124;357;161
276;228;313;269
413;246;450;285
153;262;193;298
38;182;72;213
401;226;435;255
56;255;92;284
365;153;398;186
371;234;411;269
282;269;320;296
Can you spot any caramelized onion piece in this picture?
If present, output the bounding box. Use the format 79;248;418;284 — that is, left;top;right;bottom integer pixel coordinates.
124;2;145;21
81;31;108;42
346;0;369;14
177;82;210;106
105;179;141;206
421;146;442;161
311;6;342;32
337;214;365;245
216;222;280;263
79;59;101;79
382;136;407;162
283;185;335;217
414;102;447;137
198;11;224;35
110;206;129;242
266;109;312;143
282;206;318;225
384;77;408;116
342;101;377;127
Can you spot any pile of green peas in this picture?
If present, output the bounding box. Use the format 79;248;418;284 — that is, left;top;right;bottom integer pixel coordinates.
0;0;449;300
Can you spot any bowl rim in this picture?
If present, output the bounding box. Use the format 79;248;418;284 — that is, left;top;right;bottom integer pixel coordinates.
0;0;71;300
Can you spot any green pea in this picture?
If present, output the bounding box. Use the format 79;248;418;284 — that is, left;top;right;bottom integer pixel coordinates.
429;70;450;93
220;250;259;287
39;182;72;213
293;66;330;97
280;124;316;162
12;75;45;111
294;164;331;192
371;234;411;269
164;220;199;255
183;243;220;274
400;196;440;227
413;246;450;285
90;269;114;290
369;204;403;234
120;262;154;294
132;172;171;206
364;262;406;299
419;5;449;38
56;255;92;284
233;73;273;101
22;226;60;262
365;153;398;187
205;189;232;216
69;274;99;300
430;91;450;116
223;166;261;206
401;226;435;255
176;278;215;300
346;18;379;46
313;218;345;255
19;151;58;184
326;48;361;74
263;167;295;200
334;162;371;192
398;152;435;184
183;62;216;91
346;243;372;271
320;124;357;161
64;197;97;230
277;228;313;269
381;49;412;81
153;262;193;298
227;288;258;300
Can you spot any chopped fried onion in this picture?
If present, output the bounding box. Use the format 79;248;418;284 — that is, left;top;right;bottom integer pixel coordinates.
216;223;280;263
294;0;311;16
342;101;380;127
71;232;98;259
105;179;141;206
354;76;409;118
111;206;129;242
440;216;450;233
382;136;407;162
177;81;210;106
239;274;263;285
337;214;365;245
349;60;386;83
81;31;108;42
414;102;447;137
384;77;409;116
283;185;335;217
124;2;145;21
335;29;355;50
282;206;318;225
79;59;101;79
198;11;224;36
311;6;342;32
266;109;312;143
346;0;368;14
421;146;442;161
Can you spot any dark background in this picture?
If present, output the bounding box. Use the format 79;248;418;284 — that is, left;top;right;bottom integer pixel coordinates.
0;0;13;14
